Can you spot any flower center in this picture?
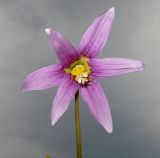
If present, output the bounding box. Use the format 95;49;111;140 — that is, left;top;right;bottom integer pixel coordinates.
64;57;91;84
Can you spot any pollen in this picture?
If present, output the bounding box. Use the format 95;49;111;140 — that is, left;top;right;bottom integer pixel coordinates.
64;56;91;84
71;65;86;76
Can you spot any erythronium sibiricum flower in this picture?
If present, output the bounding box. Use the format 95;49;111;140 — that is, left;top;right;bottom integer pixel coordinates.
22;7;144;133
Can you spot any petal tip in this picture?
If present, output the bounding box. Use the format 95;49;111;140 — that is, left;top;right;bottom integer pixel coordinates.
105;122;113;134
108;7;115;18
136;61;145;71
51;118;57;127
107;127;113;134
51;121;54;126
51;115;58;126
140;62;145;70
21;82;27;92
109;7;115;12
45;28;52;35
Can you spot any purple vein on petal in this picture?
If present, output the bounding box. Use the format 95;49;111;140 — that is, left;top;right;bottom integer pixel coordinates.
51;74;79;126
45;28;78;67
90;58;144;78
22;64;63;92
80;80;113;133
78;7;115;58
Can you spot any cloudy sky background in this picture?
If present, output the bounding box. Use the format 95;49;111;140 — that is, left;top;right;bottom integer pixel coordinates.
0;0;160;157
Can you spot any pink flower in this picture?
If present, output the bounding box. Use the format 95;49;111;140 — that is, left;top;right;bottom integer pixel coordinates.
22;8;144;133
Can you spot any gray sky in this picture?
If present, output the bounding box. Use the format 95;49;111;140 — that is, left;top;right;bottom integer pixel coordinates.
0;0;160;158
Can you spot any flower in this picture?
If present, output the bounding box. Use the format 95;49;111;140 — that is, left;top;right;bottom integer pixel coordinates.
22;7;144;133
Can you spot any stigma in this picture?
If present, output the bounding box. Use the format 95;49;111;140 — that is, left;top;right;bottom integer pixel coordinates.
64;57;91;84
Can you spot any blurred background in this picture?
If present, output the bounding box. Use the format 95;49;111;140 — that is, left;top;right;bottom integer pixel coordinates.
0;0;159;157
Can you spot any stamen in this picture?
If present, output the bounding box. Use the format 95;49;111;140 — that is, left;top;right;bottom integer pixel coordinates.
78;78;82;84
64;56;91;84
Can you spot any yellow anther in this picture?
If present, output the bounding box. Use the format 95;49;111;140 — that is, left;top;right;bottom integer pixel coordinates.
71;65;86;76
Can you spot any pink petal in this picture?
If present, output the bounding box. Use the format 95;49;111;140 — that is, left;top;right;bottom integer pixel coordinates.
90;58;144;78
51;74;79;126
22;64;63;91
78;7;115;58
45;28;78;67
80;80;113;133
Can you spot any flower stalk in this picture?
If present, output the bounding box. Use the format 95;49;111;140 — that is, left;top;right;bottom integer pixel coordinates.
75;91;82;158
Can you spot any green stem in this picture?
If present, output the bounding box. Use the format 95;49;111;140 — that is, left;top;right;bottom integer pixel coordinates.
75;91;82;158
